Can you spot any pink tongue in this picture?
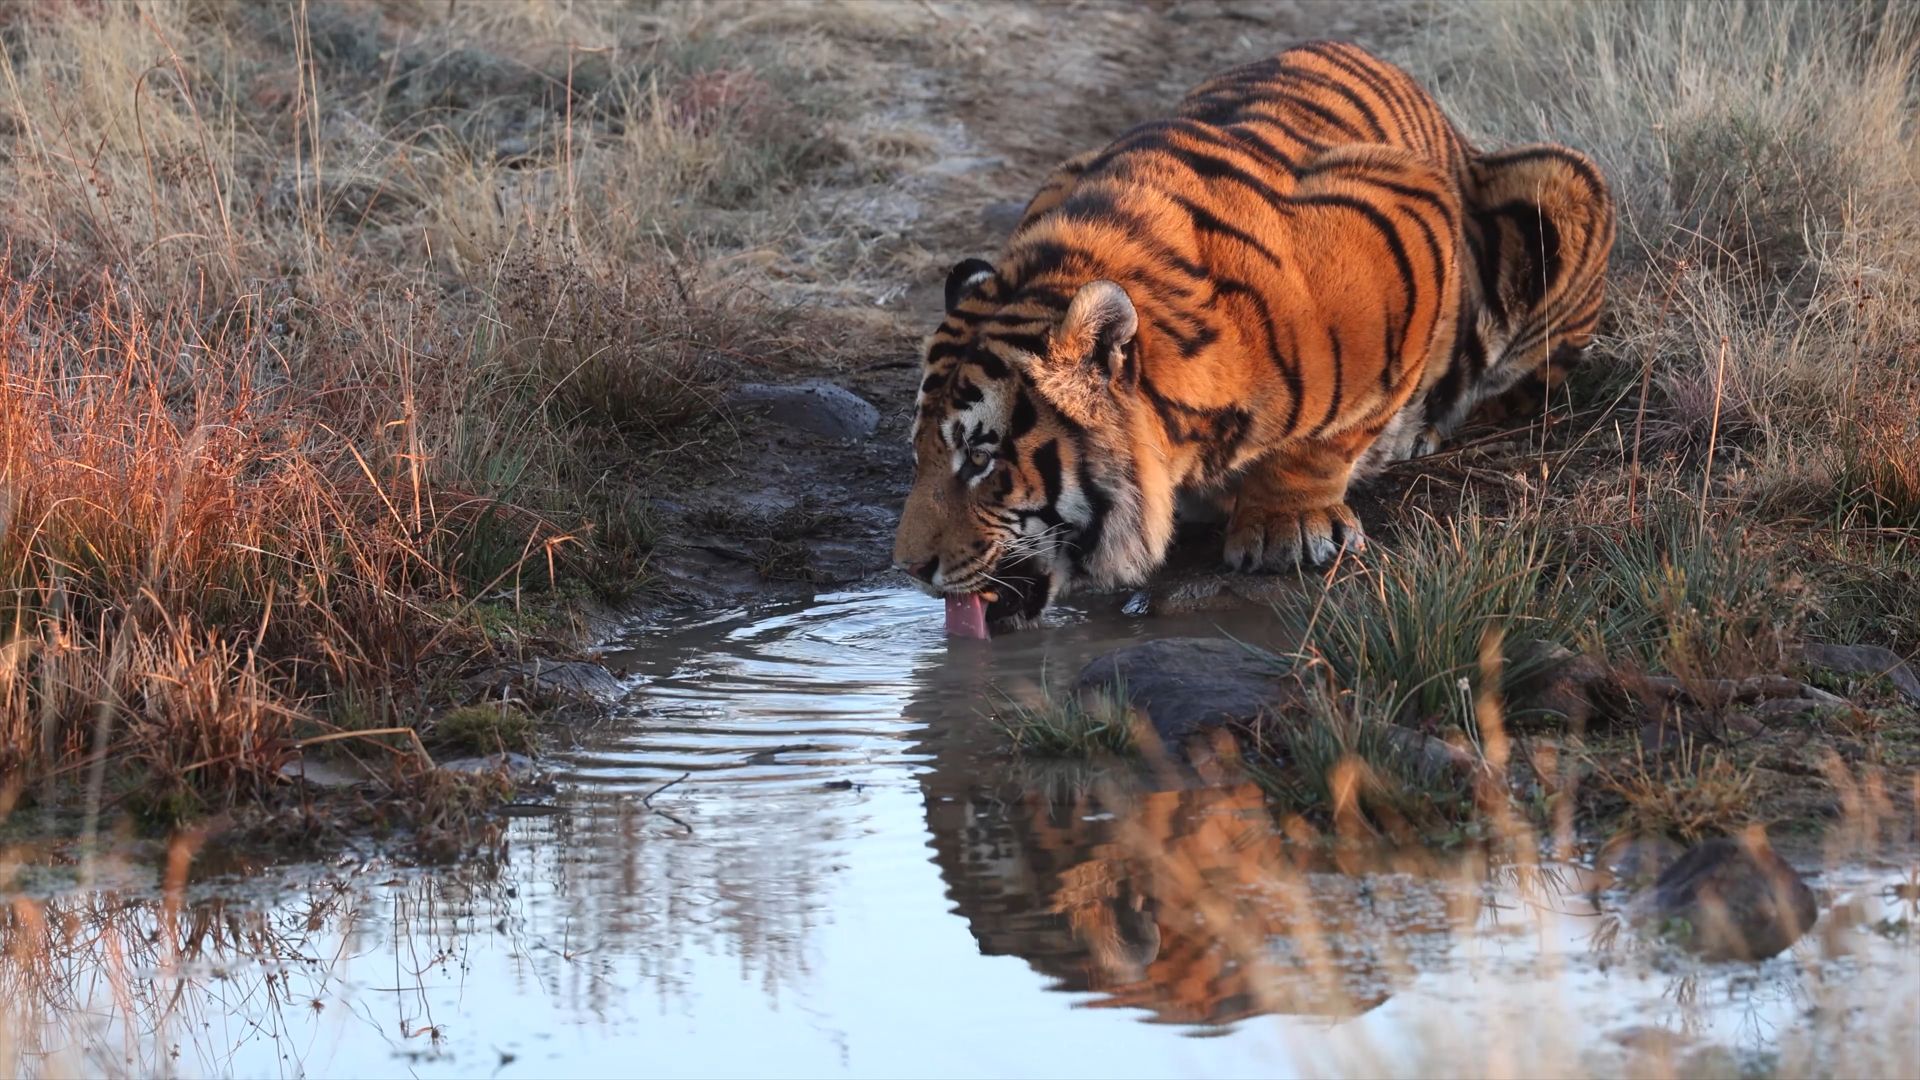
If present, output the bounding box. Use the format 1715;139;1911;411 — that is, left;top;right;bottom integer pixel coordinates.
944;593;990;639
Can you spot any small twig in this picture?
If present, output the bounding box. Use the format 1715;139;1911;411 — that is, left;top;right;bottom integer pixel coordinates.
640;772;694;834
642;772;690;807
292;727;436;769
1698;334;1730;539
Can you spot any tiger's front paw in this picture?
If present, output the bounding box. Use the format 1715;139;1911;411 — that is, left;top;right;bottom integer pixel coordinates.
1221;501;1365;572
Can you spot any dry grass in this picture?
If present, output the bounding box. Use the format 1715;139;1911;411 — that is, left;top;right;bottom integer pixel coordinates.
1590;736;1760;843
1386;0;1920;739
0;0;886;816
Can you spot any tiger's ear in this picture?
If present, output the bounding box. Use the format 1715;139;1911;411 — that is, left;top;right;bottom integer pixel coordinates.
1030;280;1139;427
944;258;995;312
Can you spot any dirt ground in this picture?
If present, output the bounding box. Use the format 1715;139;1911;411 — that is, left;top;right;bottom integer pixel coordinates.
642;0;1425;612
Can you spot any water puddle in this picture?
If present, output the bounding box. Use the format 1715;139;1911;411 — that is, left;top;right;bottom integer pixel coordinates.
3;590;1917;1077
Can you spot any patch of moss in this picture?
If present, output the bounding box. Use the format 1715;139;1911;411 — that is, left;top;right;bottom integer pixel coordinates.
432;705;537;756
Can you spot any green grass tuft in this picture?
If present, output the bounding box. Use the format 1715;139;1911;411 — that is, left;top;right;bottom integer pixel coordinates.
992;680;1141;759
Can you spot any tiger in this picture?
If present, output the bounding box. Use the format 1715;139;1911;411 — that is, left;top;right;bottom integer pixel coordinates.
893;40;1614;632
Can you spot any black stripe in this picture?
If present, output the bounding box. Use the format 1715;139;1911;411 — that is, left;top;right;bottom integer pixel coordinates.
1070;456;1110;571
1033;438;1063;509
1301;41;1422;150
1213;277;1304;434
1314;327;1345;436
1170;194;1287;271
1239;111;1331;155
1275;63;1387;139
1296;194;1418;316
1220;122;1298;170
983;332;1047;360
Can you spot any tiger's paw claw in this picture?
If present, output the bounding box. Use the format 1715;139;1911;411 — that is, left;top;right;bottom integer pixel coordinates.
1222;503;1365;572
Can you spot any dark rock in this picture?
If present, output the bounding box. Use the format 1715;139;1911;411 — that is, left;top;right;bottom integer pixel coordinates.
1632;830;1818;961
1380;725;1479;775
471;658;626;705
1750;696;1830;726
1505;639;1625;728
1074;637;1303;747
726;381;879;441
1798;642;1920;704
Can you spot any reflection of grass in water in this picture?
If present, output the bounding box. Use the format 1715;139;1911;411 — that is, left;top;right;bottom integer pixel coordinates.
0;836;373;1078
1074;759;1917;1078
1244;680;1475;842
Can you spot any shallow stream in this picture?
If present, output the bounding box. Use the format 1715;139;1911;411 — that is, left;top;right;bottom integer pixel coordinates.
4;590;1917;1078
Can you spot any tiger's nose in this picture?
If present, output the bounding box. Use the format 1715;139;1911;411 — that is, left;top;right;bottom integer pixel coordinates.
901;558;939;583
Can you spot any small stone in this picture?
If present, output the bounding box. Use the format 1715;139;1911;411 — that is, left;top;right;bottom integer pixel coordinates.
1632;829;1818;961
725;381;880;441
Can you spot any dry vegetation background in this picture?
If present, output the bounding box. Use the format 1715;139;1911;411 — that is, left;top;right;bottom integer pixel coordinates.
0;0;1915;837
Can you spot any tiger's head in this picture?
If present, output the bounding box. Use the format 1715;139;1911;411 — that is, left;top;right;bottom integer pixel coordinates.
892;258;1175;631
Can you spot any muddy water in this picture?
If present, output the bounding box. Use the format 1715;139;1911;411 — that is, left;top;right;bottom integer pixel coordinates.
5;590;1919;1078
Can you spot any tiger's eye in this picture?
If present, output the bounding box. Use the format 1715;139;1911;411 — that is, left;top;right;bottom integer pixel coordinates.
967;448;992;470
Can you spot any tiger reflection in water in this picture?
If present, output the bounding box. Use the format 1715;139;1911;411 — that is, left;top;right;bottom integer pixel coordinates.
916;713;1459;1026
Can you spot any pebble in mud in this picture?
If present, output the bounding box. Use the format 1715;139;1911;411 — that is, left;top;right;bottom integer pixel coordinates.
726;381;879;441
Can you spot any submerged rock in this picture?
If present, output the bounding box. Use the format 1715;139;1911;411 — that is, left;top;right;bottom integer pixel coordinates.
726;381;879;441
438;752;541;784
1633;829;1818;961
1074;637;1303;747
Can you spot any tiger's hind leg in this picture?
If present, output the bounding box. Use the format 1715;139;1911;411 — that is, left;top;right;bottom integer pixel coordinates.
1419;143;1616;445
1228;144;1463;568
1475;340;1583;424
